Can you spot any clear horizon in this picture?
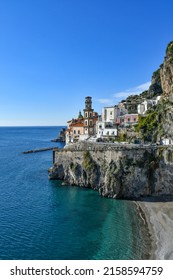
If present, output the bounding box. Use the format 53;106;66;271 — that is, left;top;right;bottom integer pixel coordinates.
0;0;173;126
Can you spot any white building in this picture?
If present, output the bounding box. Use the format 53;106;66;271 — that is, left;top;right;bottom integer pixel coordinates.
161;138;173;145
137;97;161;115
101;106;120;122
96;106;118;138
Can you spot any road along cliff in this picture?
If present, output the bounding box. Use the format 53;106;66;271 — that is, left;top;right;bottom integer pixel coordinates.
49;141;173;199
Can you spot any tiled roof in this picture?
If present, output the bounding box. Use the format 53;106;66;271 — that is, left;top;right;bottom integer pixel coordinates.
72;123;84;127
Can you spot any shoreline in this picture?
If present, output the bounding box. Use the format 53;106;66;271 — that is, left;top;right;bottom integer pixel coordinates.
134;201;156;259
137;198;173;260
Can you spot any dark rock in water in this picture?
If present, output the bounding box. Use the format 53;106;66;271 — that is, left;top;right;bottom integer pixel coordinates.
51;128;66;142
51;138;65;142
23;147;58;154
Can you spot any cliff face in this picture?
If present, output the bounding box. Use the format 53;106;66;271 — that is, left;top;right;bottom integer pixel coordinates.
136;42;173;142
155;43;173;141
147;41;173;99
48;43;173;199
148;68;162;97
160;42;173;98
49;142;173;199
158;94;173;140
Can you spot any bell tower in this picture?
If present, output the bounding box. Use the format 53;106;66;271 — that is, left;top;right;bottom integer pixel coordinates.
83;96;94;135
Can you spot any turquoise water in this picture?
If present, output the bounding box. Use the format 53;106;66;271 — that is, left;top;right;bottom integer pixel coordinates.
0;127;149;259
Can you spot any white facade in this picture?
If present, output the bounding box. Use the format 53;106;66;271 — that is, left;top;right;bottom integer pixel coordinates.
137;99;159;115
97;127;117;137
156;95;161;103
137;104;145;114
162;138;173;145
101;106;120;122
96;106;118;138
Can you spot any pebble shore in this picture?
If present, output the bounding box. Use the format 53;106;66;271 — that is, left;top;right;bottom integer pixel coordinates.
139;199;173;259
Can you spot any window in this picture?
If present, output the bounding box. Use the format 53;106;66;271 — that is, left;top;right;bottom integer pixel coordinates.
99;125;102;129
78;130;80;134
74;130;76;134
85;112;88;118
128;118;130;122
110;111;112;115
89;112;92;117
89;120;93;126
122;119;124;122
134;118;136;122
85;120;88;125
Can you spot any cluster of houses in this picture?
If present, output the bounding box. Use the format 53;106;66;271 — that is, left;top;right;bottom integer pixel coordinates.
65;95;164;145
137;96;161;115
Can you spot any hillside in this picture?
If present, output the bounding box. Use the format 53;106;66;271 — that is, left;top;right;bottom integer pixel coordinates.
133;41;173;143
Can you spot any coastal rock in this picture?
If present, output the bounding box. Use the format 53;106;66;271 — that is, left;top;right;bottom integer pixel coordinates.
135;42;173;143
160;42;173;98
148;68;163;97
48;142;173;199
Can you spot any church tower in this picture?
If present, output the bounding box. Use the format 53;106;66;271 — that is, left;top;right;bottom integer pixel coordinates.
83;96;94;135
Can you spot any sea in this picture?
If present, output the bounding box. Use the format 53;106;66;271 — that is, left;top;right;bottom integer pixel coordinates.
0;126;150;260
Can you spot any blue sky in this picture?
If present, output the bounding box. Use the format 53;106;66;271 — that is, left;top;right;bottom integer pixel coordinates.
0;0;172;126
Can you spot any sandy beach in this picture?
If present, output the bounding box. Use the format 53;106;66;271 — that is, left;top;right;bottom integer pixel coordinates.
139;199;173;259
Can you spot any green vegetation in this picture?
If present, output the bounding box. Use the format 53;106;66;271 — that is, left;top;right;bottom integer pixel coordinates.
152;68;160;79
117;131;127;142
135;95;173;142
166;41;173;63
69;162;79;175
165;149;173;162
117;41;173;143
158;147;166;159
166;41;173;54
139;90;148;99
135;112;158;141
82;151;97;171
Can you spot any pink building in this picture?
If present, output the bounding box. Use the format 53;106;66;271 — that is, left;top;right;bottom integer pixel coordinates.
117;114;138;126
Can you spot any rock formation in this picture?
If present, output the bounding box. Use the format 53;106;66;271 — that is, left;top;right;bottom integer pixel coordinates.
135;41;173;143
48;42;173;199
160;41;173;98
49;142;173;199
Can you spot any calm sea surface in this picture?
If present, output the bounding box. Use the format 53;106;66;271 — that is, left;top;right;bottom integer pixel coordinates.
0;127;149;259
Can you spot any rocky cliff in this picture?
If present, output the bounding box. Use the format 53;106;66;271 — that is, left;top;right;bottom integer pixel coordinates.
49;142;173;199
122;42;173;105
160;41;173;98
147;68;162;98
158;42;173;140
48;42;173;198
135;41;173;143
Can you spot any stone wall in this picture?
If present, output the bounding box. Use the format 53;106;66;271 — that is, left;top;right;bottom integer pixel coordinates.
49;142;173;199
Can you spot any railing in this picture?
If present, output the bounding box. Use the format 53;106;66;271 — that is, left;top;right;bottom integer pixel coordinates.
54;141;161;152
